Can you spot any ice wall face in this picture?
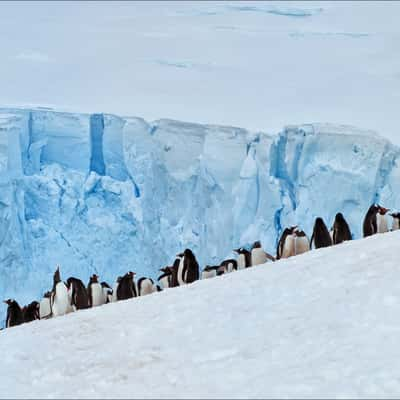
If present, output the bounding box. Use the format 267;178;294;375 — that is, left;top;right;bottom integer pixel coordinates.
0;108;399;318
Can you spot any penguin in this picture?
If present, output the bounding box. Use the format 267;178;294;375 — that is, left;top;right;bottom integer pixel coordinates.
332;212;352;244
66;277;90;311
116;272;137;300
87;274;105;307
294;229;311;254
219;259;238;274
310;218;332;249
276;226;297;259
233;248;252;269
112;276;122;302
157;268;172;289
39;291;53;320
4;299;24;328
390;212;400;231
250;241;275;266
167;262;180;288
101;282;113;304
184;249;200;283
137;277;155;296
22;301;40;323
51;267;72;317
377;206;390;233
201;265;219;279
363;204;380;237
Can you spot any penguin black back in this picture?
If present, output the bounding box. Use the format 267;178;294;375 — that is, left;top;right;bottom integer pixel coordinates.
116;272;136;300
311;217;332;249
169;259;180;288
22;301;40;323
333;212;352;244
183;249;199;283
67;277;90;310
363;204;379;237
4;299;24;328
220;259;238;272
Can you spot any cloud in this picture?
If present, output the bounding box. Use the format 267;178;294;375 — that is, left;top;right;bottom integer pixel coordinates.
15;51;53;63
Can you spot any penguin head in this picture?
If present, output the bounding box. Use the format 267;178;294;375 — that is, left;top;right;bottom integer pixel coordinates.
183;248;194;258
3;299;12;306
90;274;99;284
390;212;400;219
44;291;52;298
335;213;345;222
378;206;390;215
252;241;262;249
53;267;61;284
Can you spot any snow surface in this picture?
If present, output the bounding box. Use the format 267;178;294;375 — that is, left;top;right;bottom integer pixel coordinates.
1;108;400;325
0;1;400;143
2;231;400;398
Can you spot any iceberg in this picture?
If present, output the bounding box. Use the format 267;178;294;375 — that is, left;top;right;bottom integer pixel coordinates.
0;108;399;323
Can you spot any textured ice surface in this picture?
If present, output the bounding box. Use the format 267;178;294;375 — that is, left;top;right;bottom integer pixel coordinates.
0;108;399;322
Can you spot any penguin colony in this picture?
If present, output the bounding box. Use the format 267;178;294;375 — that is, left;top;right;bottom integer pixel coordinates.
3;204;397;329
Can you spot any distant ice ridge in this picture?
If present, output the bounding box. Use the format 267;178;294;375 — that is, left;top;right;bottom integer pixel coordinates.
0;108;399;313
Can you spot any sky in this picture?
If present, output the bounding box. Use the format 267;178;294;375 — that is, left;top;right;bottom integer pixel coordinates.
0;1;399;142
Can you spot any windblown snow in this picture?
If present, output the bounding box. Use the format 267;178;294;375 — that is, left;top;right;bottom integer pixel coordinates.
1;231;400;398
1;108;400;321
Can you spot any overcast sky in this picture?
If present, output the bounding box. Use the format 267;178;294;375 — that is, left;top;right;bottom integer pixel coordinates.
1;1;399;143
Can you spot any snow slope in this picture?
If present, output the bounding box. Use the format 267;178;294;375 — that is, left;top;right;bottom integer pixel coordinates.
1;108;400;324
1;231;400;399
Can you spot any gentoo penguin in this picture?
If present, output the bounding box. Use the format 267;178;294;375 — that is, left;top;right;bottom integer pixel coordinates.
219;259;238;274
112;276;122;302
177;249;200;285
39;291;53;319
310;218;332;249
201;265;219;279
101;282;113;304
157;268;172;289
66;277;90;310
390;212;400;231
116;272;137;300
4;299;24;328
250;241;267;266
276;226;297;259
51;267;72;317
87;274;105;307
137;277;155;296
377;206;390;234
168;262;180;288
22;301;40;323
294;229;310;255
332;212;352;244
363;204;380;237
233;248;252;269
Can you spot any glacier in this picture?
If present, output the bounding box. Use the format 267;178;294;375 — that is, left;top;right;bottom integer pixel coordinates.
0;108;399;322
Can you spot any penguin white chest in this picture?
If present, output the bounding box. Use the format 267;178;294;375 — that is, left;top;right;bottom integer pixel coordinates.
392;218;400;231
91;283;104;307
201;269;217;280
112;282;119;302
377;213;389;233
177;257;186;286
52;282;71;317
295;236;309;255
281;235;295;258
139;279;154;296
237;254;246;269
251;248;267;266
159;275;170;289
39;297;52;319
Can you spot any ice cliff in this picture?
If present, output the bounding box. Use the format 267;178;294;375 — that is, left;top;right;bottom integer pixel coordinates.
0;108;399;313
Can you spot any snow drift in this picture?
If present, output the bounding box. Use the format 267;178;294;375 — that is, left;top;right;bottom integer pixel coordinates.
0;108;400;316
1;231;400;398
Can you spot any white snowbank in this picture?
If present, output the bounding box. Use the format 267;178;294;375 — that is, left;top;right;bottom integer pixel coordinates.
1;231;400;398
